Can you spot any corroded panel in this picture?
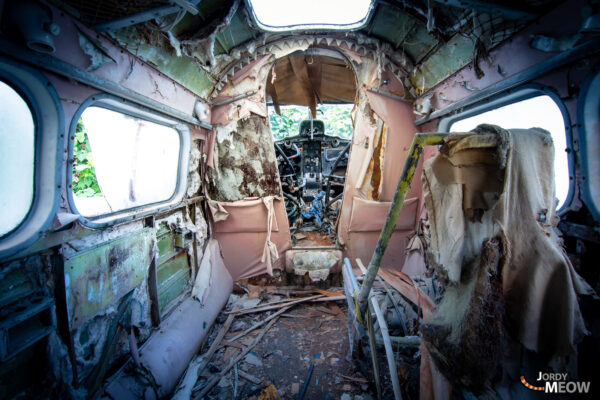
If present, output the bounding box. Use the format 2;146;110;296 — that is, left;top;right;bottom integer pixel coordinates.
64;229;155;329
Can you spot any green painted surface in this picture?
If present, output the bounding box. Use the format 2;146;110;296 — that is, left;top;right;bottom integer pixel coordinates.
113;31;215;99
64;229;155;329
157;231;176;264
133;42;214;98
370;6;416;49
410;34;475;94
0;269;33;309
157;252;188;285
157;252;189;311
213;9;254;55
403;24;438;64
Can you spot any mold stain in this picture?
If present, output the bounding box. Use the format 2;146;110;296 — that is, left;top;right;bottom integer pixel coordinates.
209;114;281;202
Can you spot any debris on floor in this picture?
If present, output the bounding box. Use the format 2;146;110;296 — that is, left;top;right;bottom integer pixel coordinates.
183;284;379;399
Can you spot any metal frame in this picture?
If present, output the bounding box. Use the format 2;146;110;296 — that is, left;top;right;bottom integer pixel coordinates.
356;132;447;316
577;67;600;222
438;83;576;214
0;57;63;258
67;93;192;229
0;38;212;130
95;0;201;31
415;38;600;126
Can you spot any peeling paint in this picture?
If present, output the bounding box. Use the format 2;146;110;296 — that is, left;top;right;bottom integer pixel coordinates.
64;229;155;329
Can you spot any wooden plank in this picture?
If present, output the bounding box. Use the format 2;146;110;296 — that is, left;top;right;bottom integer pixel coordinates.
225;295;324;315
377;268;434;321
193;315;281;399
226;305;292;342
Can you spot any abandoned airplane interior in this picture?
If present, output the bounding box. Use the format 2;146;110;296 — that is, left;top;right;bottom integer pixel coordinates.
1;0;600;398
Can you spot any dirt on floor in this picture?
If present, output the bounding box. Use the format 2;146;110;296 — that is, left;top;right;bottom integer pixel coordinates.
193;295;375;400
292;231;337;248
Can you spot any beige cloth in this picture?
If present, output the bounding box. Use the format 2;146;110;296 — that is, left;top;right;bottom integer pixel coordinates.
423;125;594;357
261;196;279;276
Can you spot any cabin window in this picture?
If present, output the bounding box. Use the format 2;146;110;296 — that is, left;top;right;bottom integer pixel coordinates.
447;95;570;210
248;0;373;31
70;103;184;220
0;81;35;237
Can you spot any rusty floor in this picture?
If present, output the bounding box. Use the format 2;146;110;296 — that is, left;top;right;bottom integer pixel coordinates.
195;298;375;400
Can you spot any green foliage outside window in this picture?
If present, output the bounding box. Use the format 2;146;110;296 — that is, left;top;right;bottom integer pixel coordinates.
269;104;354;140
73;118;101;197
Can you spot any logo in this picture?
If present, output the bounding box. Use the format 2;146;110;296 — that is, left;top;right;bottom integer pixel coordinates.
520;373;591;394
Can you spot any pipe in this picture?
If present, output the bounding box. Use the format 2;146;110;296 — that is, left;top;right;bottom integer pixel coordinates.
211;91;257;107
326;192;344;208
371;296;403;400
367;87;412;103
275;142;297;177
297;363;314;400
283;192;302;212
104;242;233;399
324;141;351;208
343;258;359;293
356;133;447;316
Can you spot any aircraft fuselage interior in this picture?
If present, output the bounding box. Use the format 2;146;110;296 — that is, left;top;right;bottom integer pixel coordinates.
0;0;599;399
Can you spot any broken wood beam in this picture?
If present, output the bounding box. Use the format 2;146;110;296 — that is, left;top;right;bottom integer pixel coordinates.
225;294;323;315
225;294;344;315
337;373;368;383
193;314;281;399
238;369;262;385
377;268;434;321
220;340;244;349
226;305;292;342
313;295;345;302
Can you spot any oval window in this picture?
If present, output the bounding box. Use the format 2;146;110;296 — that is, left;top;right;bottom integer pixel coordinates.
72;106;181;217
0;81;35;237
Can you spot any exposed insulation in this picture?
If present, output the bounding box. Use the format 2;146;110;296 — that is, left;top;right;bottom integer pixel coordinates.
422;125;595;385
207;114;281;202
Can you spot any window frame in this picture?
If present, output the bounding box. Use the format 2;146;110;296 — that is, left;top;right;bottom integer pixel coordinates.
438;84;575;214
0;57;63;258
245;0;375;32
67;94;191;228
577;69;600;222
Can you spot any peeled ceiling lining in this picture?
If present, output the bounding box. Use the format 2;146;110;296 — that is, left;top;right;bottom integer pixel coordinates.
266;54;356;116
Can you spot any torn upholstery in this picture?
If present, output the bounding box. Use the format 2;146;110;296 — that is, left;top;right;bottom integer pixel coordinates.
422;125;594;363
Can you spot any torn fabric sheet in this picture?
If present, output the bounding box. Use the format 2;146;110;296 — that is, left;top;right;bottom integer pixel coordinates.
207;198;230;222
261;196;279;276
423;124;594;359
192;242;213;305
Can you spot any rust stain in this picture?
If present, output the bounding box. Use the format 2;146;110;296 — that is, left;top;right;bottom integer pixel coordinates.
108;245;130;269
